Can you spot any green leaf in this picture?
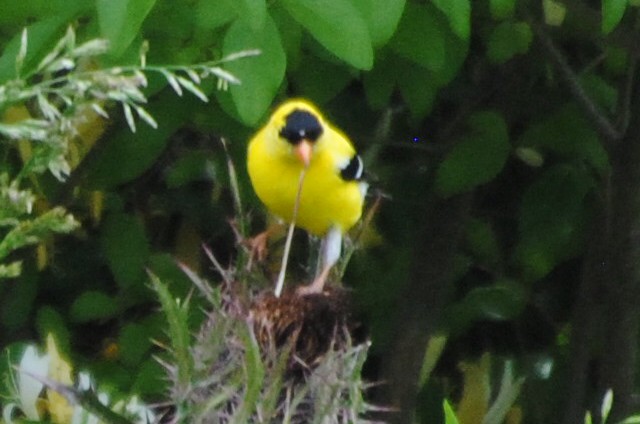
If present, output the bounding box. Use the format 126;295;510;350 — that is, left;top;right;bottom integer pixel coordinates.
487;21;533;64
602;0;628;34
131;358;166;396
165;151;217;188
432;0;471;40
100;213;149;290
86;88;200;189
280;0;374;70
70;291;120;323
195;0;238;30
118;322;153;367
515;164;594;280
220;14;285;125
289;54;353;104
435;111;510;197
1;272;37;331
363;51;398;109
443;399;460;424
390;2;446;72
0;16;68;83
466;218;501;266
490;0;516;19
396;58;439;121
517;103;610;173
35;306;71;357
96;0;157;58
543;0;567;26
351;0;406;46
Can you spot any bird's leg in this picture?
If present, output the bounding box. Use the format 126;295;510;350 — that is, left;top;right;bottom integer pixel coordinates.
298;226;342;295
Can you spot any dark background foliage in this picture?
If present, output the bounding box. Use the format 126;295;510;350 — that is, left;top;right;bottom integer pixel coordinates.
1;0;639;422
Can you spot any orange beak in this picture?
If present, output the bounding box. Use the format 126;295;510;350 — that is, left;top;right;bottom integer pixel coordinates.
294;139;313;168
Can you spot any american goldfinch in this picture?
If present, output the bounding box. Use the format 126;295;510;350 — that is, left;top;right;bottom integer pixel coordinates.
248;99;367;295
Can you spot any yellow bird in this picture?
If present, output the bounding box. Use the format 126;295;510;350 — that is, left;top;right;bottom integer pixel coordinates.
248;99;367;295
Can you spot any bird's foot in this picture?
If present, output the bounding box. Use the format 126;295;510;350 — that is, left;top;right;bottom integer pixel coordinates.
243;231;270;269
296;266;331;296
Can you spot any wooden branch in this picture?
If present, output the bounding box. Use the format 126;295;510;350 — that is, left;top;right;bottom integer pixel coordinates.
528;19;622;143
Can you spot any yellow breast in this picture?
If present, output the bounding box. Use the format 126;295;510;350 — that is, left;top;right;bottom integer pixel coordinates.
247;128;364;236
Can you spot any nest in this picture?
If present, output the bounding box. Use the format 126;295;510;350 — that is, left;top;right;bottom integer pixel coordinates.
249;286;362;371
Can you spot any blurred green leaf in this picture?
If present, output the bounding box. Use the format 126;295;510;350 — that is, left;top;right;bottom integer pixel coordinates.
602;0;628;34
466;218;501;266
0;1;88;27
351;0;406;47
290;54;353;104
35;306;71;357
446;282;527;335
580;73;618;111
165;151;217;188
390;2;445;72
220;14;285;125
100;213;149;290
96;0;157;58
281;0;374;70
515;164;594;280
543;0;567;26
435;111;510;197
517;103;610;173
1;271;37;331
397;58;439;121
86;88;201;189
487;21;532;64
117;322;153;367
195;0;237;30
131;358;166;396
432;0;471;40
362;51;397;109
443;399;460;424
70;291;121;323
490;0;516;19
0;16;68;83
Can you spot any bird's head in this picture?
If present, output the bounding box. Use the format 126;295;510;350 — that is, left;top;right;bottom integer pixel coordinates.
268;100;325;168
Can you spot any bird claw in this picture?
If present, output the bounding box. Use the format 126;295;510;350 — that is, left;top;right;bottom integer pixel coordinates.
296;266;331;296
243;231;270;270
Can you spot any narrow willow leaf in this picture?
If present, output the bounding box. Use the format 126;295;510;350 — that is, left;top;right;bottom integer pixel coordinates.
209;67;240;85
133;70;148;87
71;39;110;57
134;105;158;129
16;28;28;74
91;103;109;119
185;68;201;84
122;103;136;132
601;389;613;423
161;70;182;96
37;94;61;121
46;58;75;73
219;48;262;62
176;76;208;102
